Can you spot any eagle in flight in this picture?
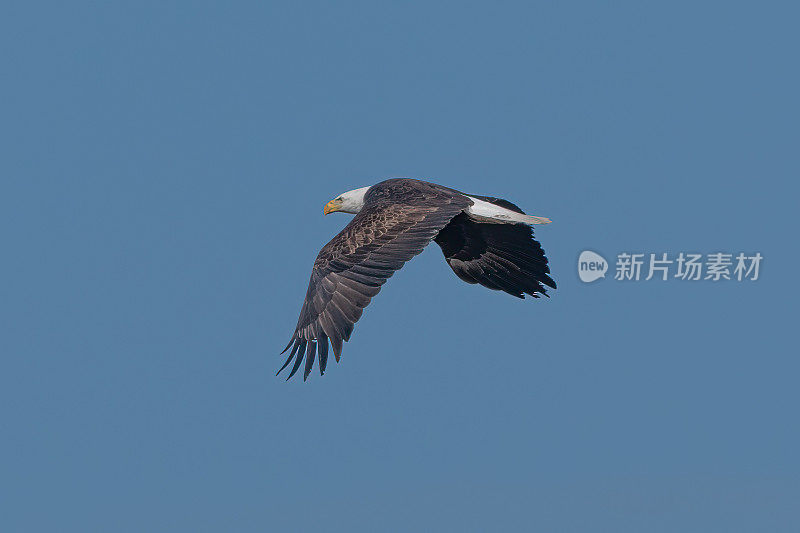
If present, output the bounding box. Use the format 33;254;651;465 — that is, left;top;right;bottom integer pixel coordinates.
281;178;556;380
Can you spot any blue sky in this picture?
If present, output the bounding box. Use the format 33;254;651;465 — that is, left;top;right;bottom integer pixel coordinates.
1;2;797;531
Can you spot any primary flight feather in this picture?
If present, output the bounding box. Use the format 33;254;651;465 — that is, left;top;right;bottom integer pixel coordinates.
280;178;556;380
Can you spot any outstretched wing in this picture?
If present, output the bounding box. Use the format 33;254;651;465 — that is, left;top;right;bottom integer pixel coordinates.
281;182;470;380
434;197;556;299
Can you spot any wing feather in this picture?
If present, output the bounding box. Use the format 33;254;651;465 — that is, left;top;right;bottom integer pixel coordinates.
434;206;556;299
286;340;307;380
303;341;317;381
318;335;329;375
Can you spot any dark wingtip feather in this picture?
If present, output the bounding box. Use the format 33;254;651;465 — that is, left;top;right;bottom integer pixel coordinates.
276;353;294;376
318;335;329;375
303;341;317;381
330;335;343;362
286;340;307;380
276;338;301;376
281;335;295;354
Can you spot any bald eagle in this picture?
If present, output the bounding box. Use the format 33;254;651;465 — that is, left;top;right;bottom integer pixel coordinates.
280;178;556;380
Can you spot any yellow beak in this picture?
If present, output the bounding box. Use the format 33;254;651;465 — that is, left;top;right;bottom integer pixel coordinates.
324;199;341;215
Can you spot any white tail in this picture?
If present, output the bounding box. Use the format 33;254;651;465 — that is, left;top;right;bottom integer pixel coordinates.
466;196;551;225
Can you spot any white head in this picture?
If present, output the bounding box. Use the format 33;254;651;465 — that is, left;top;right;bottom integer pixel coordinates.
323;186;370;215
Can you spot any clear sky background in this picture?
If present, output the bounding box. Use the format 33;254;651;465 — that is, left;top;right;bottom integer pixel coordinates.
1;2;798;532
